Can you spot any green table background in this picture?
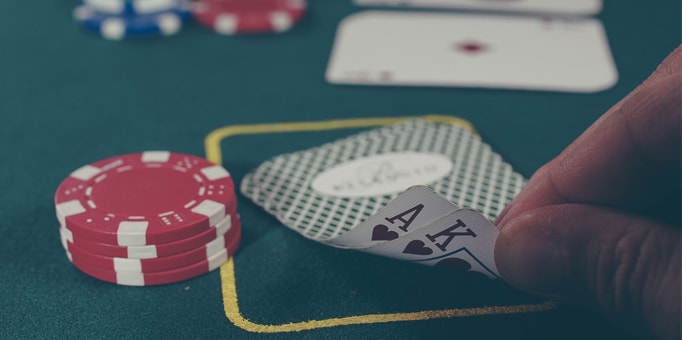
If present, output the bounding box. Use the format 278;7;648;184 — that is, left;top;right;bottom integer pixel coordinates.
1;1;679;339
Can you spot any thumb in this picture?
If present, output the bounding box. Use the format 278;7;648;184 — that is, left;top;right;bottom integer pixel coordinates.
495;204;681;340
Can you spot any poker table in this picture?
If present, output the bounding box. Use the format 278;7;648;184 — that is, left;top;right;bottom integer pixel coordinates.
2;1;679;339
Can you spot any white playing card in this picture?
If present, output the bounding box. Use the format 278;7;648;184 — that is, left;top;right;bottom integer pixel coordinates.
240;119;523;278
326;185;459;249
241;172;277;216
354;0;603;16
326;11;618;93
362;208;500;278
241;121;425;221
242;119;524;242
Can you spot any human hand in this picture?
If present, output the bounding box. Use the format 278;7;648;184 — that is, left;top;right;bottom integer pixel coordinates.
495;46;681;340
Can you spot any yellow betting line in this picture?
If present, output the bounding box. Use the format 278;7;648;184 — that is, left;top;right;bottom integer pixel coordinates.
205;115;475;166
204;115;557;333
219;259;558;333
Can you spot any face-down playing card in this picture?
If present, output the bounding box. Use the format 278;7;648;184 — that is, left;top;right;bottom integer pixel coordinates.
241;119;524;277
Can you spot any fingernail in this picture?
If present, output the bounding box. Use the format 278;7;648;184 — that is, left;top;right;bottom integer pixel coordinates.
496;224;567;295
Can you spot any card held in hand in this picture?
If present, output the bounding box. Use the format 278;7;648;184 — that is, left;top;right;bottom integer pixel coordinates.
241;119;524;278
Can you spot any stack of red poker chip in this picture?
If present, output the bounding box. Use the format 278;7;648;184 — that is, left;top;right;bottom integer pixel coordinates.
54;151;241;286
192;0;307;35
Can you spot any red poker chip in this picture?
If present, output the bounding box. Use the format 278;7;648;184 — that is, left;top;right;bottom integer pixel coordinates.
192;0;306;35
59;208;239;259
64;221;241;274
55;151;236;246
68;227;241;286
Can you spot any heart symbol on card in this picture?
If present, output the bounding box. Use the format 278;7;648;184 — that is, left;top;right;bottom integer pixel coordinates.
371;225;399;241
403;240;433;255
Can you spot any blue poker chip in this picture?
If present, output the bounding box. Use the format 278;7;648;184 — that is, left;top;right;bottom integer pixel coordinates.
82;0;182;15
73;1;191;40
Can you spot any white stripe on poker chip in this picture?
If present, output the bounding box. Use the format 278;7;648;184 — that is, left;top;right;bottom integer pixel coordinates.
101;18;126;40
116;271;145;286
71;165;102;181
60;226;73;242
205;234;226;256
135;0;180;14
117;221;149;246
83;0;181;15
127;245;158;259
208;248;229;271
141;151;171;163
60;229;69;250
214;215;232;235
111;248;229;285
59;225;161;258
113;258;143;272
191;200;225;226
270;11;293;32
114;228;231;272
201;165;230;181
56;200;87;225
84;0;125;14
73;6;93;21
215;14;238;35
157;13;182;36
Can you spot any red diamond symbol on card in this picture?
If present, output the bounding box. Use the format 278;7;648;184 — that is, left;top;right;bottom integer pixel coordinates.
379;71;393;82
455;42;487;54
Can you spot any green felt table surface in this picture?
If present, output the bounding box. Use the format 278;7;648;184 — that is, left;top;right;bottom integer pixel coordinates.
1;1;679;339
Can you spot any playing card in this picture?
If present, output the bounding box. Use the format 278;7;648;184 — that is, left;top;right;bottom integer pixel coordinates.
242;119;524;242
330;185;500;278
362;208;501;278
241;172;276;216
354;0;602;16
240;121;421;220
326;11;618;93
240;119;524;278
326;185;460;249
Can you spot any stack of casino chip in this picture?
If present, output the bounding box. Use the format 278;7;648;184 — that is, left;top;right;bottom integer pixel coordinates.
191;0;307;35
73;0;193;40
72;0;307;40
54;151;241;286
